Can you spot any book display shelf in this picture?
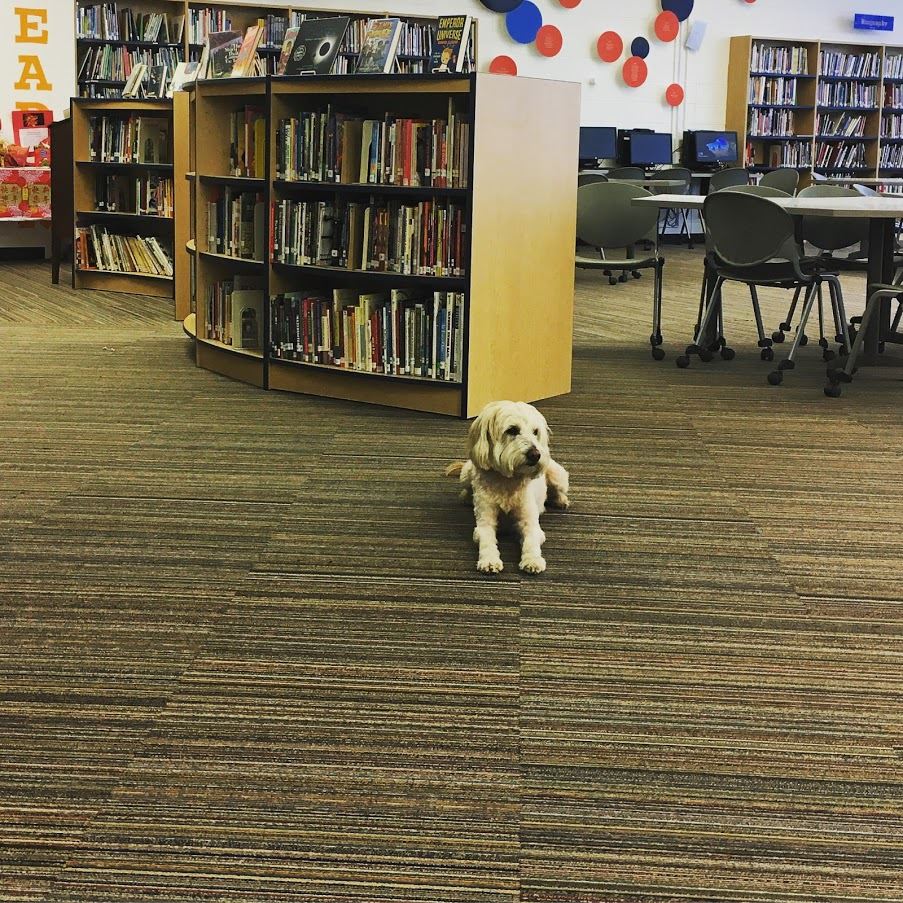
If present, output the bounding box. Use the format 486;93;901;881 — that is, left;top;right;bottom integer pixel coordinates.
188;73;579;416
726;35;903;188
70;97;179;299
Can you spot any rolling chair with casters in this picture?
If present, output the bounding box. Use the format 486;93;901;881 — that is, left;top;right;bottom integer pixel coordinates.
825;284;903;396
575;181;666;359
708;167;750;193
759;167;801;195
679;191;851;385
607;166;646;181
655;166;694;248
771;185;866;360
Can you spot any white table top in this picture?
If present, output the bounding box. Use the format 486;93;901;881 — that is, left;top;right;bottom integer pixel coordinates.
822;177;903;186
633;193;903;218
609;178;686;188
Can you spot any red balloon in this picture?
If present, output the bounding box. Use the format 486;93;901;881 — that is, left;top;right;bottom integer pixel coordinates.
666;83;685;106
536;24;562;57
558;0;581;6
622;55;648;88
597;31;623;63
655;11;680;42
489;54;518;75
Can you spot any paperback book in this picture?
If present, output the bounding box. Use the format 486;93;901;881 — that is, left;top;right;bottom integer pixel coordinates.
430;15;472;73
355;18;403;74
208;30;243;78
282;16;350;76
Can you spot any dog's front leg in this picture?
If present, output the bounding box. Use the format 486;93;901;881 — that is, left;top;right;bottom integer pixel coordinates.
473;499;503;574
545;458;570;509
517;497;546;574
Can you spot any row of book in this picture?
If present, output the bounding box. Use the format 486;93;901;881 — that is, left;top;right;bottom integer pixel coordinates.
814;141;867;169
187;8;232;45
748;77;798;106
205;189;266;261
816;82;878;108
884;55;903;79
120;60;174;97
819;50;881;79
88;115;169;164
881;114;903;138
750;43;809;75
78;44;181;85
228;107;265;178
748;109;796;137
271;199;466;276
884;85;903;109
275;107;469;188
879;144;903;169
76;226;173;277
77;3;183;43
270;289;465;381
816;113;866;137
94;173;174;216
762;142;812;168
205;279;263;349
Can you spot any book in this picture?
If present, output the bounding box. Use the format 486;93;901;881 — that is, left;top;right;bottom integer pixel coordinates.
355;18;403;74
144;64;167;98
167;61;199;96
430;16;472;74
231;290;264;349
276;25;300;75
208;30;242;79
283;16;350;76
122;62;147;98
231;23;264;78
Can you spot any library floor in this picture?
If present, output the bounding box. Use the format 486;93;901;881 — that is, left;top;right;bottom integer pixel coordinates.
2;254;902;903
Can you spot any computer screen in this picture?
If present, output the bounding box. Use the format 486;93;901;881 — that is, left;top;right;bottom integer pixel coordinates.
694;130;739;164
579;126;617;161
629;131;673;166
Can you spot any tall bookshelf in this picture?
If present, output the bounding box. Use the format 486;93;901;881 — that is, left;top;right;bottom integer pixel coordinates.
70;97;177;299
76;1;473;98
727;35;903;187
189;73;579;417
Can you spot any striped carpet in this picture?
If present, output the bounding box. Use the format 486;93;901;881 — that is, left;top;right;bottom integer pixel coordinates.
1;255;901;902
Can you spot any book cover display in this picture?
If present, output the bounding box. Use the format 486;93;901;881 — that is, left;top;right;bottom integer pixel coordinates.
355;18;403;74
208;30;243;78
430;16;472;73
282;17;350;76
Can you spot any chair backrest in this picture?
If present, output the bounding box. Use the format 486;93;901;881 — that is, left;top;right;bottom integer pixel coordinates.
702;191;799;269
853;183;878;197
797;184;868;251
607;166;645;181
655;166;692;195
577;172;609;187
722;184;790;198
709;167;749;192
576;181;659;249
759;167;801;195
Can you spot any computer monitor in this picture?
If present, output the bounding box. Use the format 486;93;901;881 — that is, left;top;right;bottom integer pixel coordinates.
629;131;673;166
694;130;739;165
579;126;617;162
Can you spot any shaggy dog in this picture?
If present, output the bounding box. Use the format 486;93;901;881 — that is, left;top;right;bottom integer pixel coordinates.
446;401;569;574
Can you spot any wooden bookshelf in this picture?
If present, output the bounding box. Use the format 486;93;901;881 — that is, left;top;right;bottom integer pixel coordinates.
727;35;903;186
71;97;176;300
188;73;578;417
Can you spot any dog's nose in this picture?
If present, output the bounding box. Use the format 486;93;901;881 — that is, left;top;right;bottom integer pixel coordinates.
525;447;541;465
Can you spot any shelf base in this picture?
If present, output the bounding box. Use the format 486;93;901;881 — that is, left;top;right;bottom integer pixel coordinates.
197;340;265;388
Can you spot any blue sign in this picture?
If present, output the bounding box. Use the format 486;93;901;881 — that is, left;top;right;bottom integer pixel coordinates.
854;13;894;31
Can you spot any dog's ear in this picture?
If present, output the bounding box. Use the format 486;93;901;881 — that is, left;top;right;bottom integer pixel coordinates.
467;411;492;471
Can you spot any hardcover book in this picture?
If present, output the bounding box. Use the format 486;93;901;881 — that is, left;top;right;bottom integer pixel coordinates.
231;23;264;77
430;15;472;73
208;30;243;79
355;18;403;74
283;17;350;76
275;26;300;75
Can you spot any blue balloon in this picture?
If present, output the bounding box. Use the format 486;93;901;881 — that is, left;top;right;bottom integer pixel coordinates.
631;37;650;59
661;0;694;22
480;0;523;11
506;0;542;43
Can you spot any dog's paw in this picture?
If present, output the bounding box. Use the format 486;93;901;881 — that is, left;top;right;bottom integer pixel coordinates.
549;492;570;510
519;554;546;574
477;555;504;574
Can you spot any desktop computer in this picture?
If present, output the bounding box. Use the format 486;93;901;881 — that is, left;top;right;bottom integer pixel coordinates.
578;126;617;166
682;130;740;167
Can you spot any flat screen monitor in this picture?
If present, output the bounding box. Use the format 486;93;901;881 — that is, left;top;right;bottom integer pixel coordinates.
579;126;617;161
629;131;672;166
694;130;739;164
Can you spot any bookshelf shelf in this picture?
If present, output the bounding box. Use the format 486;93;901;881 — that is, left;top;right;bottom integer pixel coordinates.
77;267;172;280
77;161;175;172
197;335;264;357
189;73;577;417
77;210;175;222
749;71;816;78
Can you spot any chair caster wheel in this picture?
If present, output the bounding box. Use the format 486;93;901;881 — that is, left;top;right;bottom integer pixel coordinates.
778;359;795;372
818;337;829;349
676;355;691;369
699;349;714;363
651;347;666;361
827;368;853;384
823;350;835;362
835;333;845;343
779;321;791;332
618;274;628;283
824;384;842;398
721;347;736;360
632;271;642;279
799;334;809;346
760;347;774;361
771;331;785;343
609;277;618;285
767;370;783;386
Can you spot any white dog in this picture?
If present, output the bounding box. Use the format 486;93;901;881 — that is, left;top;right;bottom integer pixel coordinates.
446;400;569;575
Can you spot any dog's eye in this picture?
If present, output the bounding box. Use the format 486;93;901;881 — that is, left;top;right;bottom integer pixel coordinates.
505;426;520;437
534;429;540;437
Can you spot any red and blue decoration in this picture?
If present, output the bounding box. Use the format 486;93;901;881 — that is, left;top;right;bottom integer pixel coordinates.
489;54;518;74
630;36;650;59
623;55;648;87
597;31;623;63
505;0;542;43
660;0;694;21
654;10;680;41
479;0;523;12
536;24;563;57
666;83;685;105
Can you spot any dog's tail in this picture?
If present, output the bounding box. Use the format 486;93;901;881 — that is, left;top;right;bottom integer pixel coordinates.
445;460;465;478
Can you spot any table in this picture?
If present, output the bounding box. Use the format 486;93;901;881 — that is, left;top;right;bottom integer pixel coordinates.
821;177;903;187
632;193;903;358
